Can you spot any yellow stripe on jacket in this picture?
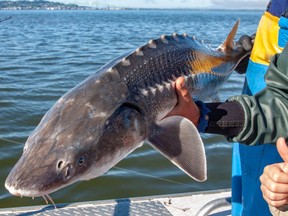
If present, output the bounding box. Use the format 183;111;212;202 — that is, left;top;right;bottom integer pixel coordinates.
250;11;284;65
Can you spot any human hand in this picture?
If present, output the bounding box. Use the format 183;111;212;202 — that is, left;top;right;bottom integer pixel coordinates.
164;77;200;126
260;137;288;208
234;34;254;74
236;34;254;52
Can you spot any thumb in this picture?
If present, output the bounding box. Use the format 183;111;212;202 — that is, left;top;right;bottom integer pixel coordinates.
277;137;288;172
175;76;191;103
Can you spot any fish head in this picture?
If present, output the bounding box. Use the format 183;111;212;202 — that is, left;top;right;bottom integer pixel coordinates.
5;73;146;197
5;139;95;197
5;92;101;197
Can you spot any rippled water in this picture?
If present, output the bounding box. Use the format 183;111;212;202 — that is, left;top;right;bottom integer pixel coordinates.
0;9;262;208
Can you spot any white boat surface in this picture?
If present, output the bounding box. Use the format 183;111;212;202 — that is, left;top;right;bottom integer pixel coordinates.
0;188;231;216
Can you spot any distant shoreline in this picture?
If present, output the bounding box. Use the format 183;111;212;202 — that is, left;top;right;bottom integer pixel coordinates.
0;0;265;11
0;0;126;11
0;8;264;12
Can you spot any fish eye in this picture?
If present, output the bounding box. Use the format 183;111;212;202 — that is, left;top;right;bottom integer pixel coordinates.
78;157;85;165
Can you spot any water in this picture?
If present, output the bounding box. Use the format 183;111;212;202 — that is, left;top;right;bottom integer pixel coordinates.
0;9;262;208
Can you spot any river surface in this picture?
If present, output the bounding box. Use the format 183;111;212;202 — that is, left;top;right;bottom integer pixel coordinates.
0;9;262;208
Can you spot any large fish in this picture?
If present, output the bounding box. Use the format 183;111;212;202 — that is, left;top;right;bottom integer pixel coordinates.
5;20;250;200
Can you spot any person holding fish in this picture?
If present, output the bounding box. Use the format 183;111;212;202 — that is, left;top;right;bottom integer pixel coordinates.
4;1;288;214
168;0;288;215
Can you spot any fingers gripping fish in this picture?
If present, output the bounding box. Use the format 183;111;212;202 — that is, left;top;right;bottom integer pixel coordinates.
5;20;250;199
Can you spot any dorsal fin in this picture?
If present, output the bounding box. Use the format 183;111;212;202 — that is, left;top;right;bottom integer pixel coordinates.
217;19;240;53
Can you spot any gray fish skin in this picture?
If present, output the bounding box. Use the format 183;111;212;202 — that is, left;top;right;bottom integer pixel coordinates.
5;20;249;198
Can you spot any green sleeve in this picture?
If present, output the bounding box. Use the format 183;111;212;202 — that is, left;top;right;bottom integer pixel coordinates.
228;43;288;145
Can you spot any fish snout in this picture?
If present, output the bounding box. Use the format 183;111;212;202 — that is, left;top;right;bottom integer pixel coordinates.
5;172;32;197
5;155;75;197
5;179;20;197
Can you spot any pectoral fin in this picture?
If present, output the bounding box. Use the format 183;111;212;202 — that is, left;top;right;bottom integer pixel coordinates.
147;116;207;182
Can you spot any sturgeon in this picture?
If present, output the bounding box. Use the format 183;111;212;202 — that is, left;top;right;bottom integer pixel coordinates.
5;20;250;199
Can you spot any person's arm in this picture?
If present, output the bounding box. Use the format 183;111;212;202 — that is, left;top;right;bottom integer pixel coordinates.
229;42;288;145
167;43;288;145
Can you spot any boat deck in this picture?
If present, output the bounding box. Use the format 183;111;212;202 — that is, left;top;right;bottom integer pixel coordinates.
0;189;231;216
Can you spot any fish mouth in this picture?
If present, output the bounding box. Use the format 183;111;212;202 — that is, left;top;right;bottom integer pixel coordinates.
5;172;65;198
4;166;54;198
5;182;41;197
5;167;78;198
5;181;57;207
5;180;67;199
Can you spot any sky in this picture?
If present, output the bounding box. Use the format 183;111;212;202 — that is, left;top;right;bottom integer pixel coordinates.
57;0;268;10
